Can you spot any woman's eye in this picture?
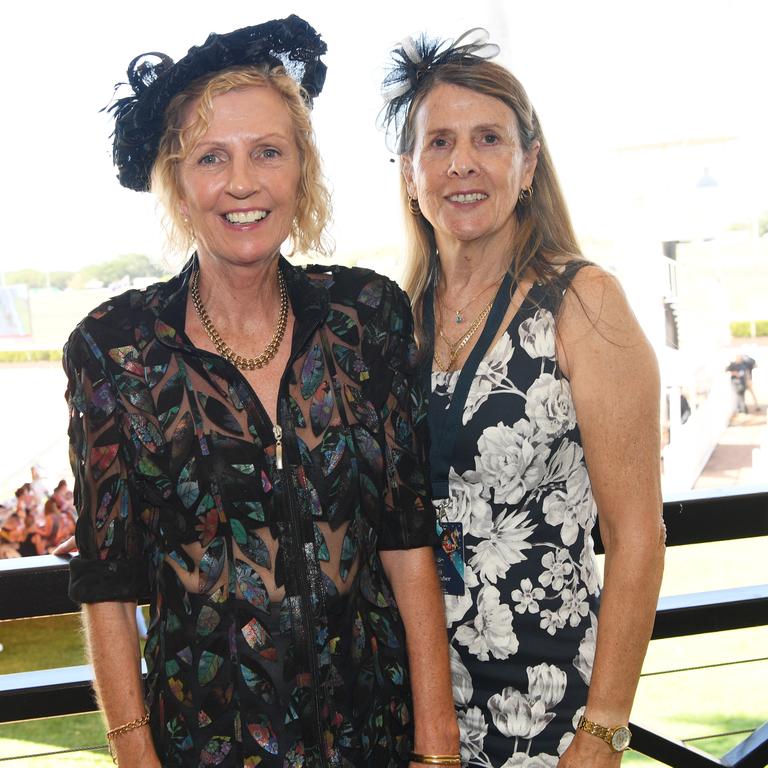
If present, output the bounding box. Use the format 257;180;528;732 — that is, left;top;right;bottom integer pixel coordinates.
198;153;220;166
431;137;448;148
481;134;499;145
261;148;280;159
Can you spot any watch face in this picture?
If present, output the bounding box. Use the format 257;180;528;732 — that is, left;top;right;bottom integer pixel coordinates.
611;726;632;751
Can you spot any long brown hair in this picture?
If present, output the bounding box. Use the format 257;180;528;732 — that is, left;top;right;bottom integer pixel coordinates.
397;60;583;350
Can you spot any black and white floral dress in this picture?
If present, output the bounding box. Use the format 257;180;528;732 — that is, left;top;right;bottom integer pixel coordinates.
430;273;600;767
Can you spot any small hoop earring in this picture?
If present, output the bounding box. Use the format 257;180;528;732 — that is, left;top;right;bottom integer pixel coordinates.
408;196;421;216
518;185;533;204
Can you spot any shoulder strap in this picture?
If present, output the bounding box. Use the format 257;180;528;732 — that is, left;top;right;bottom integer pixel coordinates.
427;272;515;498
529;259;593;316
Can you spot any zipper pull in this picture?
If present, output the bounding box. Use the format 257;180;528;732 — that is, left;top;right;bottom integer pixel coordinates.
273;425;283;470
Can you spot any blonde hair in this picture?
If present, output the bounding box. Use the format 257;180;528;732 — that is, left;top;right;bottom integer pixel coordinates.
151;65;332;257
398;60;582;350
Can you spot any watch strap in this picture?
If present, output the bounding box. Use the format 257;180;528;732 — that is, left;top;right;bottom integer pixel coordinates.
577;715;612;742
577;715;631;752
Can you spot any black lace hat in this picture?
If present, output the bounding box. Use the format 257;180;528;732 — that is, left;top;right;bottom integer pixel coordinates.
109;14;327;192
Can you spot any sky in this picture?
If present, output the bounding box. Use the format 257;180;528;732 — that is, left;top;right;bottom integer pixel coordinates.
2;0;767;274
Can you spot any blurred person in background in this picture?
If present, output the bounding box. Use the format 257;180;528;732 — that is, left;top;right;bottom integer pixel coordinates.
726;354;752;414
14;484;38;557
0;503;23;558
30;464;49;504
52;479;77;519
33;496;76;554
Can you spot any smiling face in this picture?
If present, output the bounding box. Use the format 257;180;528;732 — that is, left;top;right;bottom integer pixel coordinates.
403;82;539;253
177;85;301;270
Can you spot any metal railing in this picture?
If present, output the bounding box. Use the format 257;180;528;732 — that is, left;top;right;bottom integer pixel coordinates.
1;485;767;767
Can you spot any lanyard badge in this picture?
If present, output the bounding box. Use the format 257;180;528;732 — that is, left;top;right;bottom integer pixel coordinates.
434;499;465;596
425;274;515;600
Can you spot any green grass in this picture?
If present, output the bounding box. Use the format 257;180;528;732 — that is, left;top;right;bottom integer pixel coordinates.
1;540;766;766
0;714;112;767
0;612;147;766
0;350;63;363
0;614;87;673
0;615;109;766
731;319;768;337
0;288;113;354
596;536;768;764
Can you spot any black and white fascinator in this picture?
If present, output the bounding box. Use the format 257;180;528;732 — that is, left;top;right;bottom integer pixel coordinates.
108;14;327;192
380;27;499;154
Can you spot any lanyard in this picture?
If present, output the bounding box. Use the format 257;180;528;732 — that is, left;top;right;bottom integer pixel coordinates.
425;272;514;499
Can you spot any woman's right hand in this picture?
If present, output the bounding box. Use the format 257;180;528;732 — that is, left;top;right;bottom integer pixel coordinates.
52;535;77;556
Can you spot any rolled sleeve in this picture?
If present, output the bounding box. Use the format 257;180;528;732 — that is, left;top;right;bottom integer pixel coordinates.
64;325;149;603
69;556;149;603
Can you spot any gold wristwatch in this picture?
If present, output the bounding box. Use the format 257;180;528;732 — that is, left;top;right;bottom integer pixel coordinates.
577;715;632;752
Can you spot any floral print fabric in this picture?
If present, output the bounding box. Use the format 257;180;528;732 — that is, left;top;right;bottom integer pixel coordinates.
65;256;434;768
430;277;600;767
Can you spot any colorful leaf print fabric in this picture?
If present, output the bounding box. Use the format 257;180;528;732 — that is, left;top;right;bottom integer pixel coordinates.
65;256;434;767
429;268;601;767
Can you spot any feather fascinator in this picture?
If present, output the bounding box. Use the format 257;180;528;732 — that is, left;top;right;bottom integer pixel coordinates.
108;14;327;192
380;27;499;154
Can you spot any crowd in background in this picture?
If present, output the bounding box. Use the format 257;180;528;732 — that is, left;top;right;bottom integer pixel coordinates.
0;467;77;558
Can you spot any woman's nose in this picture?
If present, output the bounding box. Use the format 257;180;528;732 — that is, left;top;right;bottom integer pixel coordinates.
226;157;259;198
448;141;478;177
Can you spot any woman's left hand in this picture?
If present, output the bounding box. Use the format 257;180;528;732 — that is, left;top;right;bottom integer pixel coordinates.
52;535;77;556
557;730;623;767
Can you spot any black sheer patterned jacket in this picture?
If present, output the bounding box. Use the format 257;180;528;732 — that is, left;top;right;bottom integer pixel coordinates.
65;255;436;767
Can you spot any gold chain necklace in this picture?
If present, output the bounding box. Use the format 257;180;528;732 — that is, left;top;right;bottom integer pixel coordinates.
433;297;494;372
440;276;504;324
190;266;288;370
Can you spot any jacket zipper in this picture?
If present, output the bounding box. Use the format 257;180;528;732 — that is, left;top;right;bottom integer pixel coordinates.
273;423;327;765
174;265;330;763
273;424;283;470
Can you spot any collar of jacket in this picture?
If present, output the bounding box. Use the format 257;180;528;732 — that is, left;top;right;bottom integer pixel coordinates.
152;253;330;364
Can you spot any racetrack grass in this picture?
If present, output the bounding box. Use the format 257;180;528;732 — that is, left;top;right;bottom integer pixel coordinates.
0;541;765;766
623;625;768;766
0;614;87;674
0;612;146;766
0;614;109;766
0;714;112;767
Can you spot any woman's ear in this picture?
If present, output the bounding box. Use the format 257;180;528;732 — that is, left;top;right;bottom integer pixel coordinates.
401;156;416;198
525;140;541;187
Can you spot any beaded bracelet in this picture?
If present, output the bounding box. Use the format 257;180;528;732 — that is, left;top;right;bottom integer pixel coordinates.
106;712;150;762
410;753;462;766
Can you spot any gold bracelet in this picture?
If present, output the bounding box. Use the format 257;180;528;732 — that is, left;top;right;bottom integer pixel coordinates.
410;753;462;766
106;712;150;762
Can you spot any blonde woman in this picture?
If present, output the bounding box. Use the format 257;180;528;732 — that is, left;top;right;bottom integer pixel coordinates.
64;17;458;767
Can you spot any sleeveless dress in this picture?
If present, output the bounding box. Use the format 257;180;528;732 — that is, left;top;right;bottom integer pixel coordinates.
429;269;601;767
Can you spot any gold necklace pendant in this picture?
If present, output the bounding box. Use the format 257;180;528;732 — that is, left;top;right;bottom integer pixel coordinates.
439;298;493;351
440;275;504;325
191;266;288;370
434;296;494;372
